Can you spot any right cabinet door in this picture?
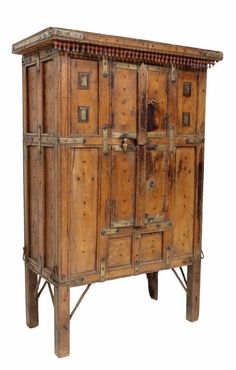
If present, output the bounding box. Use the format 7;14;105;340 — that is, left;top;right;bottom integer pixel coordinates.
173;70;206;260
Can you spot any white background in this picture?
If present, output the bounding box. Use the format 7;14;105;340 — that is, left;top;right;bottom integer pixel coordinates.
0;0;235;369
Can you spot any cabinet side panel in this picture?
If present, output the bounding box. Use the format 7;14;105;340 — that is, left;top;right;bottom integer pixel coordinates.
70;148;99;274
44;147;55;269
173;147;195;256
28;146;39;261
42;60;54;134
26;65;37;133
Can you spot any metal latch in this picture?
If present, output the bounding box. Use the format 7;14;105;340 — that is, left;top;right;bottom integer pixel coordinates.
121;137;129;152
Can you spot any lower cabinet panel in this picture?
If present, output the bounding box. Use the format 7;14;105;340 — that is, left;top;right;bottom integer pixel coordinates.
108;236;133;269
106;231;164;279
140;233;163;263
70;148;99;275
173;147;195;256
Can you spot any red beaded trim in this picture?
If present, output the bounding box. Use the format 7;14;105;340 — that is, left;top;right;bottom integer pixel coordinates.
53;41;216;70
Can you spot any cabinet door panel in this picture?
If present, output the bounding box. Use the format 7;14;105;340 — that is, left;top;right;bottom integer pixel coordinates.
177;71;198;135
173;147;195;256
70;58;99;135
70;148;99;274
110;150;136;227
111;64;137;133
145;149;169;220
147;67;169;134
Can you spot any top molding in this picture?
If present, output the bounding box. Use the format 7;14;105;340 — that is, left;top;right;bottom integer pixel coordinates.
12;27;223;70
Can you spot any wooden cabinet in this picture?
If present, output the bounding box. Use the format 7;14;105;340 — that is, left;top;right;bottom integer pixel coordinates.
12;27;223;357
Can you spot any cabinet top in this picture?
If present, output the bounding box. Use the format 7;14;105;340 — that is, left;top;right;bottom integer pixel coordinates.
12;27;223;70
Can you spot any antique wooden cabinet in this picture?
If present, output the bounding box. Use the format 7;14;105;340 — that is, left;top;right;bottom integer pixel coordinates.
12;28;222;357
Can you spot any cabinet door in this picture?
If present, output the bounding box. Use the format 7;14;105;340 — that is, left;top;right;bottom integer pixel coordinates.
104;63;174;279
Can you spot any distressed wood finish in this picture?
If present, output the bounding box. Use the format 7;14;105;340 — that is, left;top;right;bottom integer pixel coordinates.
13;28;222;357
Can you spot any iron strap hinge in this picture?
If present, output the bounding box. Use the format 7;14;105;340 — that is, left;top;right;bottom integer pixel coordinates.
102;55;109;77
102;126;109;154
24;135;86;145
100;258;106;281
36;55;40;72
101;228;118;236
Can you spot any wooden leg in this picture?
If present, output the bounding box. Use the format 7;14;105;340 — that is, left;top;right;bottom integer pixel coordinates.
186;261;201;322
146;272;158;300
25;264;39;328
54;286;70;358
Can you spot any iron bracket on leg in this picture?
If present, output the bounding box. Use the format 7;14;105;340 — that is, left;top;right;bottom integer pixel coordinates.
171;267;189;295
70;284;91;320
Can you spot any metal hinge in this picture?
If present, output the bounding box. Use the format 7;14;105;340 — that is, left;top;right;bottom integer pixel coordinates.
58;137;86;145
166;245;173;267
101;228;118;236
168;125;175;152
145;214;165;224
24;135;86;146
186;136;205;145
102;126;109;154
171;64;176;82
38;124;42;156
36;55;40;72
100;258;106;281
102;55;109;77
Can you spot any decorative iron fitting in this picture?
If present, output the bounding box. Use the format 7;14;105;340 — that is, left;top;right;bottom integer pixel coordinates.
23;245;29;262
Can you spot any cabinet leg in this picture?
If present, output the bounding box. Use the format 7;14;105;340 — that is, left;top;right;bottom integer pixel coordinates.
186;261;201;322
146;272;158;300
25;264;39;328
54;286;70;358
